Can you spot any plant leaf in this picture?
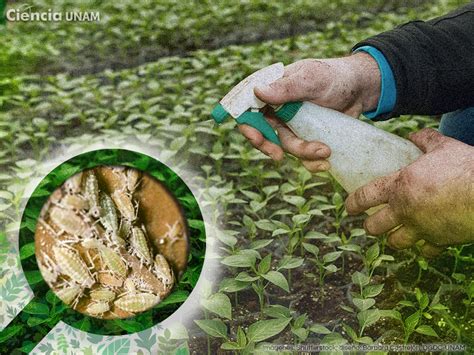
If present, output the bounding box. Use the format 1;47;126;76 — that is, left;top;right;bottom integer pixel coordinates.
365;243;380;265
262;271;289;292
237;326;247;347
362;284;384;298
415;325;438;338
309;324;331;335
247;318;291;343
357;309;381;329
99;338;130;355
352;271;370;289
278;256;304;270
258;254;272;274
353;297;376;311
323;251;342;263
194;319;228;339
379;309;402;321
221;253;256;268
404;311;421;334
219;278;249;293
221;342;243;350
302;242;319;256
23;301;49;315
202;293;232;320
235;272;259;282
20;242;35;260
263;305;291;319
255;220;275;231
249;239;273;250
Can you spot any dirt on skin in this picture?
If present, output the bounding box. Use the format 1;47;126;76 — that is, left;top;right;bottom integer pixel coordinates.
34;165;189;319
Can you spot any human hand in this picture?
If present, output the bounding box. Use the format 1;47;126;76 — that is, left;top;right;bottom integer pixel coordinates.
345;128;474;257
239;52;381;172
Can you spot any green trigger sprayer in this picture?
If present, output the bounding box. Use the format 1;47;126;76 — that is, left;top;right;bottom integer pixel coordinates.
211;63;422;193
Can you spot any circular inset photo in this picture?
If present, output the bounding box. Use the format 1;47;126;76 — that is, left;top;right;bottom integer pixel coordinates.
35;166;189;319
18;149;205;334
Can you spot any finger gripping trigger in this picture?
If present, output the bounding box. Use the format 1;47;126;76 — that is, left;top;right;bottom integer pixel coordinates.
236;111;281;146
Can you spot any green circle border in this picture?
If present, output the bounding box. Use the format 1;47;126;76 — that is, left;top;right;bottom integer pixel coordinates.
18;149;206;336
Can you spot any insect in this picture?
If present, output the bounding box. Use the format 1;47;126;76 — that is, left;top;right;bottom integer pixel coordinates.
123;277;136;293
55;283;83;307
86;301;110;317
110;166;128;189
122;275;155;295
90;288;116;302
49;206;88;237
153;254;174;287
130;226;153;264
38;252;60;284
99;192;120;240
82;237;128;273
98;272;123;288
84;172;101;218
98;245;128;279
53;246;95;288
59;194;89;211
161;221;184;246
111;190;137;222
64;172;83;195
114;292;160;313
126;168;141;193
118;218;132;240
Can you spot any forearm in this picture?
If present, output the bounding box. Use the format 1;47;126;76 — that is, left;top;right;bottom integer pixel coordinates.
354;3;474;118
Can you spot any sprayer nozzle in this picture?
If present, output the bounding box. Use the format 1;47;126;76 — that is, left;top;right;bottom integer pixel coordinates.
211;104;230;124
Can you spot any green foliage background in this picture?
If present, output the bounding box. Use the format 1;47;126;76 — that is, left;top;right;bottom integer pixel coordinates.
0;0;472;353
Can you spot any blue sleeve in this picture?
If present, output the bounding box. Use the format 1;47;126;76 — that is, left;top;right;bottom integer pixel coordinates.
353;46;397;120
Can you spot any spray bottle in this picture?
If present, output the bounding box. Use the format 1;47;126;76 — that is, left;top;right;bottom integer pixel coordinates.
211;63;422;193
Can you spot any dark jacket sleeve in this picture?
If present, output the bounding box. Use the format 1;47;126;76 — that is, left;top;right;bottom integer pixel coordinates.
353;3;474;119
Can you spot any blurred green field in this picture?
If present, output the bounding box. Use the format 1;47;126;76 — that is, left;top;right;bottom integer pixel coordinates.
0;0;438;77
0;0;472;353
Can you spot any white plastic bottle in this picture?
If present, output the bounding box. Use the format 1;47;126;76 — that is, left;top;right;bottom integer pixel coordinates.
275;102;423;192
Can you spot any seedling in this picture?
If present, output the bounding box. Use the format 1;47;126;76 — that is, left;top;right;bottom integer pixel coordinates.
303;242;341;287
396;288;441;343
222;253;290;312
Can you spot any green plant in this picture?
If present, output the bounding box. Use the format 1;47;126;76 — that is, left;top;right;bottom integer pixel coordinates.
263;304;312;343
221;252;290;312
397;288;443;344
363;242;395;278
303;242;341;287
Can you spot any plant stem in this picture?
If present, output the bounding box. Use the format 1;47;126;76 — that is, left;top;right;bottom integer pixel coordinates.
341;253;345;275
416;264;422;284
203;309;211;355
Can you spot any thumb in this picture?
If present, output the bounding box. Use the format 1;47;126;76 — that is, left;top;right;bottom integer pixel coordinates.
254;76;305;105
408;128;448;153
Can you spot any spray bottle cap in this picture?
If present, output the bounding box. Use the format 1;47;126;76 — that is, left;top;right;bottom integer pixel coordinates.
274;102;303;122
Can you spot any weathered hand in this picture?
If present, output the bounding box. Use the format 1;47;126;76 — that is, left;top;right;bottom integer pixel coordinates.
239;52;381;172
345;128;474;257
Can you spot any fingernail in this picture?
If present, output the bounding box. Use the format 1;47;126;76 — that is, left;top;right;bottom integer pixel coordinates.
316;147;330;158
317;161;330;171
